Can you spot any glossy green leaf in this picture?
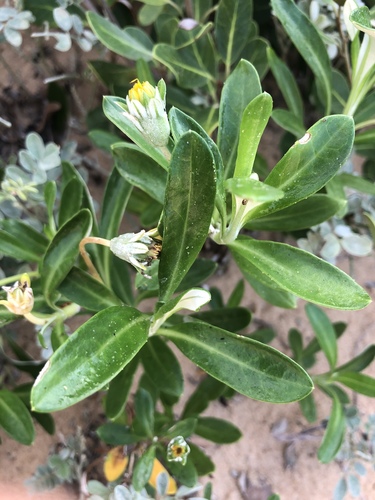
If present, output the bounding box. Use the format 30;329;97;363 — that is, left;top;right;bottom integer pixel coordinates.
62;162;98;235
41;209;92;307
271;109;305;137
298;392;317;423
240;36;269;80
159;322;313;403
306;304;337;370
133;446;155;492
110;257;134;306
248;115;354;220
139;4;164;26
98;165;133;285
333;372;375;397
105;358;138;420
58;178;83;227
243;272;298;309
169;107;226;225
246;195;344;231
102;98;169;170
153;30;216;89
234;93;273;178
218;60;262;179
58;267;122;311
271;0;332;114
0;390;35;445
0;220;49;262
182;376;226;419
167;456;197;488
267;47;303;120
338;173;375;195
88;61;134;90
227;279;245;308
133;389;155;439
87;12;153;61
97;423;139;445
158;131;216;301
288;328;303;362
226;178;284;203
89;129;121;152
177;259;217;292
31;306;149;412
230;237;370;310
195;417;242;444
318;394;346;463
192;307;251;332
215;0;253;68
335;345;375;373
141;336;183;397
51;322;68;352
188;443;215;477
162;418;197;440
44;181;57;238
113;144;167;204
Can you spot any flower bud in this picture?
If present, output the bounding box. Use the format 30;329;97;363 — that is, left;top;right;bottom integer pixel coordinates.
0;273;34;315
123;79;170;147
109;229;162;275
167;436;190;466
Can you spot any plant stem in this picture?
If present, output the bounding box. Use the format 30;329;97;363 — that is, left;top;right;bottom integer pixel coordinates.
79;236;110;281
0;271;39;287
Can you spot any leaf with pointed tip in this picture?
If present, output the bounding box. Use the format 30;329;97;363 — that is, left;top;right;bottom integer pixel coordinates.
230;236;370;310
31;306;149;412
159;321;313;403
158;131;216;301
0;390;35;445
41;209;92;307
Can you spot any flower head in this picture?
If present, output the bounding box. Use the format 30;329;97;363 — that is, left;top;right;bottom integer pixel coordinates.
122;79;170;147
0;273;34;315
167;436;190;466
109;228;162;276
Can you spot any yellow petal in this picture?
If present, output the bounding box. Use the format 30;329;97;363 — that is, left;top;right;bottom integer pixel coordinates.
148;458;177;495
104;447;128;482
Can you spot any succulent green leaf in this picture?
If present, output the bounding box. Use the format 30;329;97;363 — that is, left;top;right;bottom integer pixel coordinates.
318;394;346;463
188;442;215;476
0;220;49;262
41;209;92;307
305;304;337;370
267;47;303;120
215;0;253;68
271;109;306;137
105;358;138;420
271;0;332;114
97;423;140;445
192;307;251;332
158;131;216;301
182;376;226;419
249;115;354;220
246;195;344;231
31;307;149;412
133;446;155;492
234;92;273;179
243;271;298;309
299;392;317;423
335;345;375;374
0;390;35;445
218;60;261;179
141;336;183;397
113;144;167;204
230;237;370;310
333;372;375;397
58;267;122;311
195;416;242;443
58;178;83;227
133;389;155;439
87;12;153;60
159;322;313;403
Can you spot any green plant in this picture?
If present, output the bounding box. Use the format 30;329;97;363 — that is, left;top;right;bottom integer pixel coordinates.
0;0;375;497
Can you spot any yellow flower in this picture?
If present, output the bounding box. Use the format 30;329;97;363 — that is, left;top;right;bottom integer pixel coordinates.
0;273;34;315
128;79;156;103
103;446;129;482
148;458;177;495
122;79;170;147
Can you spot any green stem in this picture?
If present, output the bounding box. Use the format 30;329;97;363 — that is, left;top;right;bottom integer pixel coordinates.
355;118;375;130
